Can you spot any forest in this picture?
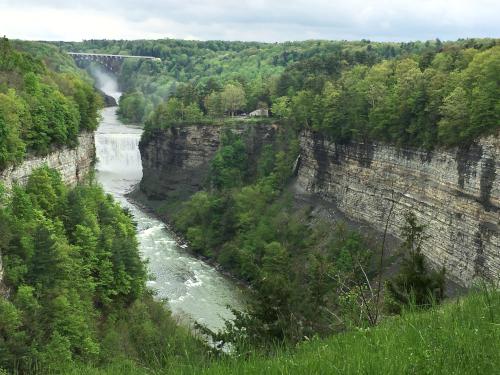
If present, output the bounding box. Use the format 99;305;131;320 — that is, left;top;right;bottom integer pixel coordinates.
0;38;101;169
61;38;499;148
0;167;208;373
0;40;209;373
60;35;498;352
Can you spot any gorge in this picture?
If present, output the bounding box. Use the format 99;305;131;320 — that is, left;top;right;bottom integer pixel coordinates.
139;125;499;287
0;74;245;332
0;34;498;373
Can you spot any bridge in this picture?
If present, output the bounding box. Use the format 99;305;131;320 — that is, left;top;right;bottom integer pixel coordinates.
68;52;161;72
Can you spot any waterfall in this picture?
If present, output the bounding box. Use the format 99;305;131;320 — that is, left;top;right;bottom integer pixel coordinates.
96;133;141;175
95;107;143;194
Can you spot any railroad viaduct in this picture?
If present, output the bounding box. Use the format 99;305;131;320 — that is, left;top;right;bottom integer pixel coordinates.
68;52;161;72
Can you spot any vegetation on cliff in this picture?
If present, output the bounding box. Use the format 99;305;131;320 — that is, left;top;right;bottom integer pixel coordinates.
0;38;101;169
146;127;447;352
62;38;498;148
2;164;490;375
186;288;500;375
58;39;424;123
2;36;496;374
275;43;499;148
0;167;208;373
144;40;498;148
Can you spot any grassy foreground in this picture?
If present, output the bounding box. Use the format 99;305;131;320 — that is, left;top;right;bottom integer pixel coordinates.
66;289;499;375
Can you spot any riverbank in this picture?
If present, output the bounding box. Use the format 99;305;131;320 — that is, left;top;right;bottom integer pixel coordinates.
126;186;252;291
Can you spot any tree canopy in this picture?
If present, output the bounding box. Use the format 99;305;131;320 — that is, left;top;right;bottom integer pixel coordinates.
0;167;207;372
64;37;498;148
0;37;102;169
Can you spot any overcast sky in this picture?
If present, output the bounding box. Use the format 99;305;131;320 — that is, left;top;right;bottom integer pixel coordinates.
1;0;498;42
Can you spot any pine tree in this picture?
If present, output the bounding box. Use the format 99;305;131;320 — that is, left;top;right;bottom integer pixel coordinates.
385;212;445;313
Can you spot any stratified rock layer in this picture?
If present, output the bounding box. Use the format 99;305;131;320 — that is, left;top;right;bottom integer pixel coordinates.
0;132;95;189
139;125;276;200
297;131;499;286
139;123;499;287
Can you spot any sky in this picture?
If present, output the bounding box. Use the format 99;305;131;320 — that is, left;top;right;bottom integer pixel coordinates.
0;0;498;42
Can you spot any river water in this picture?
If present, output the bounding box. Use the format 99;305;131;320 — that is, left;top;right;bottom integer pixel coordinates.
94;106;243;331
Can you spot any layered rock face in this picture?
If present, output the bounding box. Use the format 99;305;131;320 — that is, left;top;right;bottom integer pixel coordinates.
297;131;499;286
139;124;276;200
0;132;95;189
0;131;95;295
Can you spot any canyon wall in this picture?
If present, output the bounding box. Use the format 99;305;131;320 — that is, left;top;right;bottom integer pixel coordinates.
139;124;276;200
297;131;499;286
139;123;499;287
0;131;95;294
0;132;95;189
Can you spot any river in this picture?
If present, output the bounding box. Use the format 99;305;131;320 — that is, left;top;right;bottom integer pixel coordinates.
94;104;244;332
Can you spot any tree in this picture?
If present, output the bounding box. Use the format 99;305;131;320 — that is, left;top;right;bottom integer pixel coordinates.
220;83;246;116
385;212;445;314
438;86;470;145
204;91;224;118
312;82;342;133
271;96;291;119
0;91;26;168
290;90;314;128
118;91;146;123
209;130;248;190
183;103;204;122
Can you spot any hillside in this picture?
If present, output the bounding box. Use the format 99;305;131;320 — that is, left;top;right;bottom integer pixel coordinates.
1;36;498;375
0;38;101;169
58;38;499;150
66;289;499;374
198;289;500;375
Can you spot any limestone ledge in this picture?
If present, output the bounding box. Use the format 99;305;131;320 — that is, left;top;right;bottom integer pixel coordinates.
139;124;276;200
0;131;95;189
297;131;499;286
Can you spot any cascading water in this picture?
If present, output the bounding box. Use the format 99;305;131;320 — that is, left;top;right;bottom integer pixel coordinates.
94;74;243;331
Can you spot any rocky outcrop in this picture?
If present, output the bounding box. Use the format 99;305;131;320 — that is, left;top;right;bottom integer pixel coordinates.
297;131;499;286
139;124;276;200
0;132;95;190
0;131;95;295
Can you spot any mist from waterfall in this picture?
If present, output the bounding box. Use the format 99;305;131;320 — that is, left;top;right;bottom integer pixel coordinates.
89;64;122;103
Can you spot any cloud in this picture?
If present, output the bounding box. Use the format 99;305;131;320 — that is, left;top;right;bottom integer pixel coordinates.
0;0;498;42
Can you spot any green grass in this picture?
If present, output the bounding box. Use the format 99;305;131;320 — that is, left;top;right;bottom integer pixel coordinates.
68;289;500;375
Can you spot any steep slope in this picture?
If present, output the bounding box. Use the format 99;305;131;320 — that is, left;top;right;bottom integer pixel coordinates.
297;131;499;286
196;290;500;375
139;126;499;287
0;131;95;190
139;124;277;200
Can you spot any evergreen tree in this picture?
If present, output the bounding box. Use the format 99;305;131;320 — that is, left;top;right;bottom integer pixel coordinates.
385;212;445;313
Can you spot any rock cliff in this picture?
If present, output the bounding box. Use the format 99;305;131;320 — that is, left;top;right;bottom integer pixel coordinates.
139;124;276;200
0;131;95;189
138;123;498;287
297;131;499;286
